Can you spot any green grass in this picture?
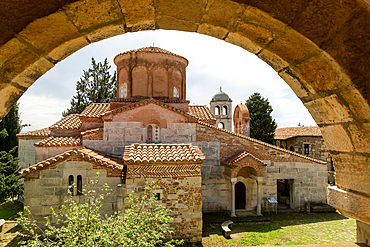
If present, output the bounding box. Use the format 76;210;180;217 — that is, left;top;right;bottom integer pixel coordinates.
202;212;356;247
0;205;18;220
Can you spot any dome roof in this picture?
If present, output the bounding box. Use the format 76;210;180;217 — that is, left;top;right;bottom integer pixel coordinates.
211;88;231;102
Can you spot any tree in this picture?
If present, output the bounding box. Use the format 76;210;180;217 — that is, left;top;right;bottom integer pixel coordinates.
245;92;277;144
17;176;182;247
0;147;23;203
62;57;117;117
0;104;22;153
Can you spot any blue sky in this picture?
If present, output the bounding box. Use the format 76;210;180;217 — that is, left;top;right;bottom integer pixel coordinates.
18;30;316;132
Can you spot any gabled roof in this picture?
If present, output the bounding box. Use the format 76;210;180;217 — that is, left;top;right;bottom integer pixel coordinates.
275;126;322;140
49;114;82;130
188;105;216;122
222;151;268;166
103;99;197;121
34;136;82;147
17;127;51;138
123;143;205;164
196;121;326;164
80;103;110;118
21;147;123;175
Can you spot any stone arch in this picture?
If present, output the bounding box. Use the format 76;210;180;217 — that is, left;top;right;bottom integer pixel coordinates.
132;65;148;97
1;0;370;234
152;66;168;98
232;160;264;178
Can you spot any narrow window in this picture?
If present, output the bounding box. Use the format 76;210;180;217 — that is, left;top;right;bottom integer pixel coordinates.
304;144;310;155
77;175;83;195
68;175;74;195
215;106;220;115
290;146;295;152
155;193;161;201
147;125;153;141
223;106;227;115
218;122;224;129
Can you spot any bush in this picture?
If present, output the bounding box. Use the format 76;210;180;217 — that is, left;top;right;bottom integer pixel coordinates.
17;174;182;247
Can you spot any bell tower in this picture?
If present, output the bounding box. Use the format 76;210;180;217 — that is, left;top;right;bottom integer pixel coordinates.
209;87;232;131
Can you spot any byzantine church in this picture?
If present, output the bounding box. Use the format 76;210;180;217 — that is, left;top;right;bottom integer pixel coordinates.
18;47;327;242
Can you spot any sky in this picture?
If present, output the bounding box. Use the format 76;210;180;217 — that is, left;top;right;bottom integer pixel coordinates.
18;30;317;132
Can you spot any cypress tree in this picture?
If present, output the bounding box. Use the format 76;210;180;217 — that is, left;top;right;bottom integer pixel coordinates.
245;92;278;144
63;57;117;117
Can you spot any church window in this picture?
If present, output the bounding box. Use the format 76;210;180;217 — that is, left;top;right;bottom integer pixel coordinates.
147;124;160;142
120;83;128;98
68;175;74;195
290;146;295;152
304;144;310;155
77;175;83;195
218;122;224;129
223;106;227;115
215;106;220;115
173;87;180;98
155;193;161;201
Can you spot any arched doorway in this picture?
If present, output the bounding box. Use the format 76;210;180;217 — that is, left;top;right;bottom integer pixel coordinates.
235;182;246;210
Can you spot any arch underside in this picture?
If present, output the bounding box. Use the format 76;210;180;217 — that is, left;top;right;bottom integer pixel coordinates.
1;0;370;230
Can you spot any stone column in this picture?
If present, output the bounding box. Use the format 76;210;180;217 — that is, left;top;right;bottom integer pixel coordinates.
256;180;262;216
231;181;236;217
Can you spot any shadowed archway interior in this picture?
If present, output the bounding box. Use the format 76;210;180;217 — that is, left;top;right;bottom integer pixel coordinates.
1;0;370;243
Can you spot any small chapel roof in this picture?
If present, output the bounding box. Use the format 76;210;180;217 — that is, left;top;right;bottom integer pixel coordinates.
34;136;82;147
49;114;82;130
188;105;216;122
123;143;206;164
211;87;231;102
21;147;123;175
80;103;110;118
17;127;51;138
274;126;322;140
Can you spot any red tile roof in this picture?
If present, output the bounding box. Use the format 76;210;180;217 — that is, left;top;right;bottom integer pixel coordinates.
49;114;82;130
222;151;267;166
188;105;216;122
34;136;82;147
196;121;326;164
103;99;197;121
21;147;123;174
275;126;322;140
115;47;187;61
123;143;205;164
80;103;110;118
17;127;51;138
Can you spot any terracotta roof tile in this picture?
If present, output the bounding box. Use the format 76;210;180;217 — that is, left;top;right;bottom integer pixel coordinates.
275;126;322;140
80;103;110;118
34;136;82;147
17;128;50;138
103;99;197;121
81;128;103;136
197;121;326;164
49;114;82;130
115;47;187;60
21;147;123;174
188;105;216;121
123;143;206;164
222;151;267;166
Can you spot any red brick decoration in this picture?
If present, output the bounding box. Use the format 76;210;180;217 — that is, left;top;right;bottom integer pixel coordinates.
127;164;201;178
222;151;266;177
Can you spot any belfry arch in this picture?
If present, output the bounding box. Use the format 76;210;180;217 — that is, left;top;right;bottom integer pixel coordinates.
1;0;370;243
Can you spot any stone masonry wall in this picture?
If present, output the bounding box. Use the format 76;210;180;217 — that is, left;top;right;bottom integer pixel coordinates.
84;122;196;155
18;138;43;168
263;161;327;210
286;137;331;163
124;167;202;242
192;141;230;212
23;159;121;223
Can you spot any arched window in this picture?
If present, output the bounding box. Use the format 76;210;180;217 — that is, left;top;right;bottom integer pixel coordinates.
215;106;220;115
218;122;224;129
223;106;227;115
147;124;160;142
290;146;295;152
68;175;74;195
77;175;83;195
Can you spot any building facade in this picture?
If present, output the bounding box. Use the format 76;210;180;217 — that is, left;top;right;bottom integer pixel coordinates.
18;47;328;242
